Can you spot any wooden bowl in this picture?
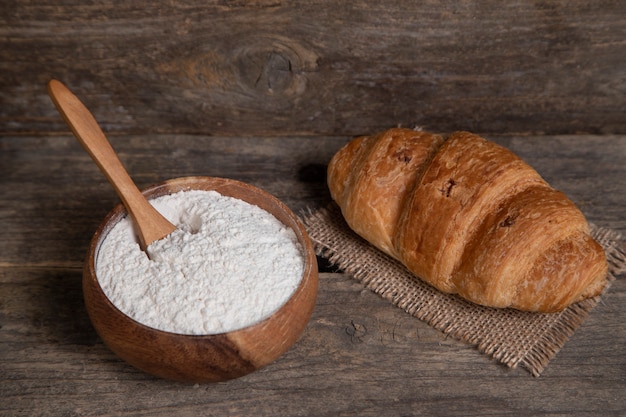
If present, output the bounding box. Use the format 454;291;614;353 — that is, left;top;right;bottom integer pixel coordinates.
83;176;318;383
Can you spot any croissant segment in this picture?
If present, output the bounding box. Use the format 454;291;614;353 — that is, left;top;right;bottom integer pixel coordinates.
327;128;608;312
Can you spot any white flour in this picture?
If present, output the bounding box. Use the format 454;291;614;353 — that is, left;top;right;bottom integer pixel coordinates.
95;189;304;335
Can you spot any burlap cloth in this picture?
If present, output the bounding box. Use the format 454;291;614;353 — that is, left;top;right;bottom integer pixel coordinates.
302;204;626;376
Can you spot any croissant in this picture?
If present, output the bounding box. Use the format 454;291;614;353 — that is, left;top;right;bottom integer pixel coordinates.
327;128;608;312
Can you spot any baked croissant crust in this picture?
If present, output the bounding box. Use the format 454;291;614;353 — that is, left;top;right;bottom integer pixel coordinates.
327;128;608;312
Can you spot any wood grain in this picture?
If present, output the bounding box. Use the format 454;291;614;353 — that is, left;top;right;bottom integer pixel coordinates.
0;134;624;416
1;1;624;137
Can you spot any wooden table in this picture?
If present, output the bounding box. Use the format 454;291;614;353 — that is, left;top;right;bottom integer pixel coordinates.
1;133;624;416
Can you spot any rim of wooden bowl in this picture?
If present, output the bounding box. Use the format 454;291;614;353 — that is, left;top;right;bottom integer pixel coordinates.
83;176;319;383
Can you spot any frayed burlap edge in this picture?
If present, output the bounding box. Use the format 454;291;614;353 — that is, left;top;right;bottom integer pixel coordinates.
302;204;626;377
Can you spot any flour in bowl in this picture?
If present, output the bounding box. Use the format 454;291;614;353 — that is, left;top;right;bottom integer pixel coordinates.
95;189;305;335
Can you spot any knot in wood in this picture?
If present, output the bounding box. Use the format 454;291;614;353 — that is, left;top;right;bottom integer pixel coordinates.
234;36;318;99
346;320;367;343
256;51;293;94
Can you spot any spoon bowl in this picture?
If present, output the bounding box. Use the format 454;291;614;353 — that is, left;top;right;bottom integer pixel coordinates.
83;176;318;382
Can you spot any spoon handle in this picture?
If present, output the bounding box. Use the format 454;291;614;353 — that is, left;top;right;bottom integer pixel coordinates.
48;79;176;250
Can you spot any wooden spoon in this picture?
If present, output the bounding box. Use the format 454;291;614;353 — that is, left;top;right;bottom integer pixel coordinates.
48;79;176;250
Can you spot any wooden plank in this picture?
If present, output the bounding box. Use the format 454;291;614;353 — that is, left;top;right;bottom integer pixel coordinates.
1;134;623;265
1;270;624;416
1;1;624;136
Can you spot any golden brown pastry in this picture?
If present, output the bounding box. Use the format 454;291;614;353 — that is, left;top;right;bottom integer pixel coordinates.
327;128;608;312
